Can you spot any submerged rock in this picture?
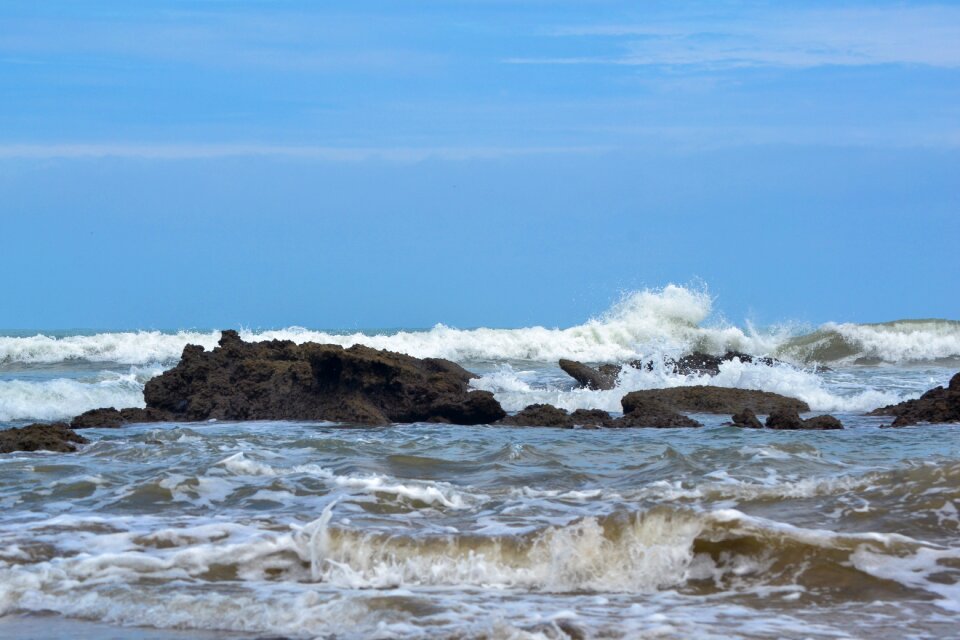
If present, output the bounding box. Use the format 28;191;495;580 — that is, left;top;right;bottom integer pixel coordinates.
868;372;960;427
558;359;618;391
141;330;505;426
0;423;88;454
766;409;843;430
621;386;809;415
70;407;174;429
498;403;698;428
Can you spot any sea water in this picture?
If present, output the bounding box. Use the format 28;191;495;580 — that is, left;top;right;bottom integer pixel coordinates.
1;286;958;639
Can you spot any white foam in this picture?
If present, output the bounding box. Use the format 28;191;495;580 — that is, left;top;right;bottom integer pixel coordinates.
0;370;155;422
474;357;907;413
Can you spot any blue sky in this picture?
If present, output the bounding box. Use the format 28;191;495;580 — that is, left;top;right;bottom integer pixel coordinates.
2;0;958;330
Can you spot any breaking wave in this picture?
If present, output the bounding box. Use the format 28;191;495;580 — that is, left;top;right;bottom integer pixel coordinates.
1;287;957;367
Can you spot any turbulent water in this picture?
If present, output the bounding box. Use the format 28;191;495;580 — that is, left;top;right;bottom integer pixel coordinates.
1;286;959;639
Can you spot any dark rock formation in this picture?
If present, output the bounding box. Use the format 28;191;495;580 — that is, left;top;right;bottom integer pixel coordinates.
730;408;764;429
558;359;618;391
766;409;843;430
622;386;809;415
0;423;88;454
868;373;960;427
141;330;505;426
70;407;174;429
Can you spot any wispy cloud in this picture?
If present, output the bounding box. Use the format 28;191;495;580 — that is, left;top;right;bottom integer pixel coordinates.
509;6;960;69
0;143;609;162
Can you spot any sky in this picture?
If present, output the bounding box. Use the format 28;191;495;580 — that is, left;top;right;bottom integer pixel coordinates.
2;0;958;330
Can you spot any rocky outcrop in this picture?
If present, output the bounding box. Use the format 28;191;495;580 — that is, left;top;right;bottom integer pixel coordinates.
868;373;960;427
765;409;843;430
141;330;505;426
0;423;88;453
559;359;618;391
622;386;809;415
70;407;174;429
730;408;764;429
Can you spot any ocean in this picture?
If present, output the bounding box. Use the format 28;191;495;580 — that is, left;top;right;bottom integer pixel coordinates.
1;286;958;639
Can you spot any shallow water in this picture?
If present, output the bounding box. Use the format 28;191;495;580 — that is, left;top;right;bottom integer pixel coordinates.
1;415;959;639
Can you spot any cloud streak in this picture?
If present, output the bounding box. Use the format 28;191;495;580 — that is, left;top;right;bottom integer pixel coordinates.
511;6;960;69
0;143;609;162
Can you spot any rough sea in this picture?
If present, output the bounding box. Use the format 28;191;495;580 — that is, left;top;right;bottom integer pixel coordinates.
1;286;958;639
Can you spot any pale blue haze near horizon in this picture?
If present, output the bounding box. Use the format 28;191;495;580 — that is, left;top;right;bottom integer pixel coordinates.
2;0;958;330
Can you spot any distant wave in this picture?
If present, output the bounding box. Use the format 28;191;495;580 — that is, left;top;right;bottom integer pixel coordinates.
1;286;957;366
0;368;159;422
778;319;960;365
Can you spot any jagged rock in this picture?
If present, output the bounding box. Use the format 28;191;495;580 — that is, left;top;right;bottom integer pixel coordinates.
622;386;809;415
0;423;88;454
141;330;504;426
70;407;174;429
868;373;960;427
766;409;843;430
558;359;617;390
730;408;764;429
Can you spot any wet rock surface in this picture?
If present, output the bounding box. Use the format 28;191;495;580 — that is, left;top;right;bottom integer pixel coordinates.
558;359;618;391
141;330;505;426
765;409;843;430
0;422;88;453
621;386;809;415
730;408;764;429
614;397;702;428
868;372;960;427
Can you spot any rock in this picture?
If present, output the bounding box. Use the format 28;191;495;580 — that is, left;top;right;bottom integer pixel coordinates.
766;409;843;430
570;408;615;427
730;408;764;429
141;330;505;426
868;373;960;427
803;415;844;430
0;423;88;454
70;407;174;429
500;404;575;427
621;386;809;415
558;359;617;390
